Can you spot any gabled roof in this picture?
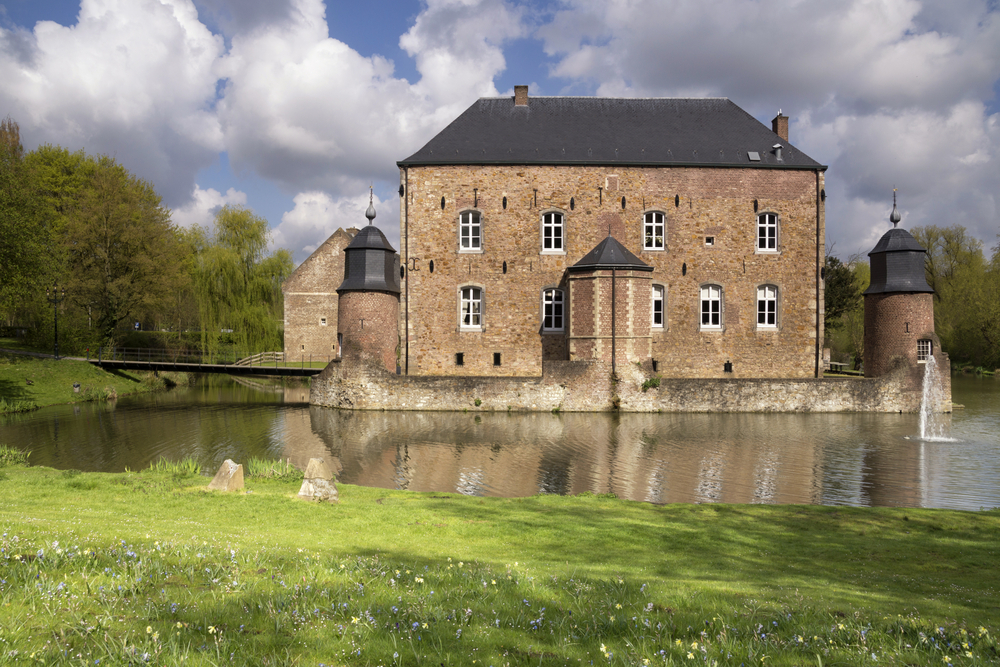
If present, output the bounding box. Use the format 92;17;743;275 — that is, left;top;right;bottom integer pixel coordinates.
282;227;357;293
569;236;653;273
399;97;824;169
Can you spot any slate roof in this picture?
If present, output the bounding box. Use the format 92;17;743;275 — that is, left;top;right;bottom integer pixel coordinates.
864;227;933;295
868;227;927;255
399;97;824;169
569;236;653;273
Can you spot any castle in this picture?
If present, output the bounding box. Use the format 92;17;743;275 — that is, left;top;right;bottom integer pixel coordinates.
294;87;949;413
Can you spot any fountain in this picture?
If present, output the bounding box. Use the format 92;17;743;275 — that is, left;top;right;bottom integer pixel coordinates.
918;355;954;441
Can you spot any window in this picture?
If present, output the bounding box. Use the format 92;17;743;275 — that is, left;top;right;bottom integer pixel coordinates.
643;212;665;250
460;286;482;329
320;317;327;326
542;288;564;331
493;352;502;366
459;211;481;251
651;285;665;328
456;352;464;366
917;339;932;362
757;285;778;328
757;213;778;251
700;285;722;329
542;212;564;252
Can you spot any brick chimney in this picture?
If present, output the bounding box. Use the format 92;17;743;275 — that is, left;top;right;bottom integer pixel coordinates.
514;85;528;106
771;112;788;142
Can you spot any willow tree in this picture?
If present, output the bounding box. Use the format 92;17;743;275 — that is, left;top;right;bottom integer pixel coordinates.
193;205;292;360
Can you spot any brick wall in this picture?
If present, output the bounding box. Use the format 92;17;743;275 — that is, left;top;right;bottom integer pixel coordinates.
863;292;936;377
283;228;356;360
568;269;652;366
399;164;824;379
338;291;400;373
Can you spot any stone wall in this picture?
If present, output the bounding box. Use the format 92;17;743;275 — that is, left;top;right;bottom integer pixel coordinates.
283;228;357;360
399;164;825;380
311;354;946;414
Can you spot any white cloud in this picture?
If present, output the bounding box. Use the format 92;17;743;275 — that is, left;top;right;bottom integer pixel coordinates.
0;0;224;205
171;185;248;229
216;0;527;199
272;190;397;264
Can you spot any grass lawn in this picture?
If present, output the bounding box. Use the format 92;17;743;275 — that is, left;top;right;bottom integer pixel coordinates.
0;352;188;412
0;457;997;666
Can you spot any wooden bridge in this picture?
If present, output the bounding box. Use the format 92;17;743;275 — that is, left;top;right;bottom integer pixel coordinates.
86;349;330;377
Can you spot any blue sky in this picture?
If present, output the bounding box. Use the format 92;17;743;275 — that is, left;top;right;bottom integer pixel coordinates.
2;0;998;264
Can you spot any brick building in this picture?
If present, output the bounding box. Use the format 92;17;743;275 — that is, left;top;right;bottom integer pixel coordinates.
282;227;357;361
395;87;827;379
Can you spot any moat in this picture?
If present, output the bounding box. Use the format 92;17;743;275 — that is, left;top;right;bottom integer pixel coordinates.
3;375;998;511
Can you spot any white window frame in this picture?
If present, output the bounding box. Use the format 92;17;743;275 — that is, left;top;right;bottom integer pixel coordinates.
756;285;778;329
757;212;778;252
542;288;565;332
700;284;723;330
459;285;483;330
459;210;482;253
541;211;565;254
651;284;665;329
917;339;932;362
643;211;666;251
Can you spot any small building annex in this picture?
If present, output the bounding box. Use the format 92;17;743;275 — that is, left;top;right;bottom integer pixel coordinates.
394;86;827;379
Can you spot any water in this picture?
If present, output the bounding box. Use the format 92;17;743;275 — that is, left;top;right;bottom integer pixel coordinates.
3;375;999;510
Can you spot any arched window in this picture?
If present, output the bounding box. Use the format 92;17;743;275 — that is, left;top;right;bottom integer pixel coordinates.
459;286;483;329
757;284;778;329
542;288;565;332
459;210;482;251
541;211;564;252
700;284;723;330
651;284;665;328
644;212;665;250
757;212;778;252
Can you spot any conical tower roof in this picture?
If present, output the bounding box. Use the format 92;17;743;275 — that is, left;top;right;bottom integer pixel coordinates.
568;236;652;272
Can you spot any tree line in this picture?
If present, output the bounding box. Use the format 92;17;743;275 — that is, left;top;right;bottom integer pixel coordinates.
825;226;1000;371
0;116;292;358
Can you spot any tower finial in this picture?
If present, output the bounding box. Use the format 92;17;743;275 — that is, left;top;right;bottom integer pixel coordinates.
889;187;901;227
365;185;376;225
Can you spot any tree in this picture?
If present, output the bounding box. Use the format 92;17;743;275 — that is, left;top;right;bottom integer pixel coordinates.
0;117;44;319
193;205;293;359
66;157;182;347
824;254;861;331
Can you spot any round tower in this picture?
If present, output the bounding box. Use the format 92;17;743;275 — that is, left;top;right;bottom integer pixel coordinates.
336;192;401;373
862;193;937;378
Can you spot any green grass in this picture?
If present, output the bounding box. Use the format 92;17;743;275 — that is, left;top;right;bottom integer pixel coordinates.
0;353;190;411
0;464;998;666
245;456;304;481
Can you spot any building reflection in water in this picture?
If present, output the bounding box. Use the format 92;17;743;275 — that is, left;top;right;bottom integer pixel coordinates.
272;407;931;506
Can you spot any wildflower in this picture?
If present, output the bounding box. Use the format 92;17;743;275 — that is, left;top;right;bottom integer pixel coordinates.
146;626;152;634
942;657;951;664
175;622;183;629
966;652;973;658
152;632;158;641
422;623;428;629
687;652;694;659
675;639;682;646
208;626;216;634
615;603;622;609
351;617;359;624
415;577;424;583
691;642;698;650
491;580;496;585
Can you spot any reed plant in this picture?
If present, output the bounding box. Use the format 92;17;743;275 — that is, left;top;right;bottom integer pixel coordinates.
0;443;29;466
146;456;202;476
245;456;303;481
0;397;37;414
0;466;998;666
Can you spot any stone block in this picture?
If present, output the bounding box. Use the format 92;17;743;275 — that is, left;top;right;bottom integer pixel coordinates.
208;459;244;491
298;457;338;503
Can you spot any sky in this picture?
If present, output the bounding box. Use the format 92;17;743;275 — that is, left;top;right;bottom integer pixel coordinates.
1;0;998;265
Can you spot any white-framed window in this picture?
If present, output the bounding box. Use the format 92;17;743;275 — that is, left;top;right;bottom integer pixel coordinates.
757;212;778;251
542;288;565;332
700;284;723;330
459;210;481;251
643;211;665;250
757;285;778;329
541;211;564;252
320;317;327;326
917;339;933;362
651;284;665;328
460;286;483;329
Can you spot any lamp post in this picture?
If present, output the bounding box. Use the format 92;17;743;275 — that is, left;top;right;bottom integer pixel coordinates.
46;284;65;359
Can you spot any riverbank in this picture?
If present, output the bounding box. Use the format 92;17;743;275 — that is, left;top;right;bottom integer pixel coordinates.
0;461;997;666
0;350;193;413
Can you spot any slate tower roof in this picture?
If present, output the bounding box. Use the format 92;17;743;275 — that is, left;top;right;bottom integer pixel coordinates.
569;236;653;273
399;96;824;169
337;197;401;295
864;198;933;295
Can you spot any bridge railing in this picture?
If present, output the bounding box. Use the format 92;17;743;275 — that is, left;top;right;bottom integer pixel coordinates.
91;347;336;368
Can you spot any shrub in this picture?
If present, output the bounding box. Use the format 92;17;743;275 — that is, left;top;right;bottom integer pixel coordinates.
0;444;30;467
641;376;661;392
